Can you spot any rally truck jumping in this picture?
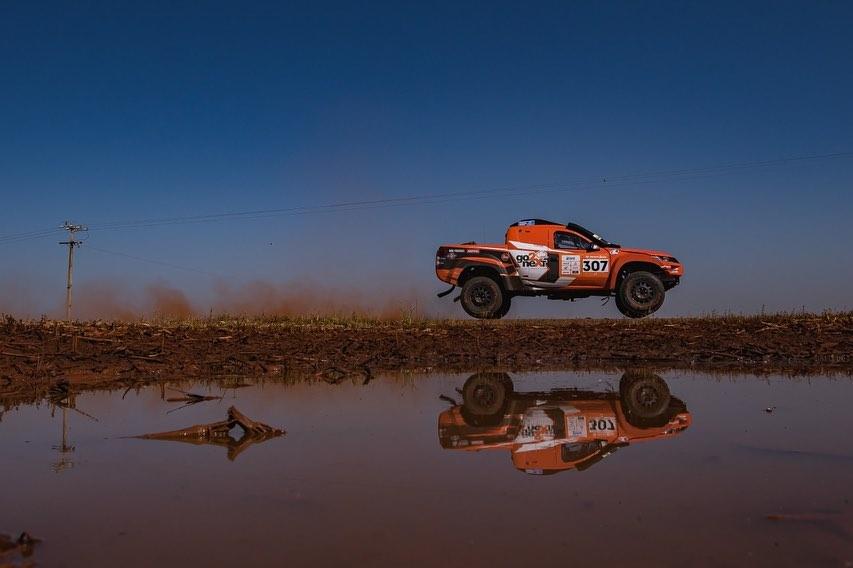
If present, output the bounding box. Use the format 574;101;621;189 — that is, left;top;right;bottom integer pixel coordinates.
435;219;682;319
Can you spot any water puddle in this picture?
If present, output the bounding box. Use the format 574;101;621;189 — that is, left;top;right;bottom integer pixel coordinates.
1;370;851;567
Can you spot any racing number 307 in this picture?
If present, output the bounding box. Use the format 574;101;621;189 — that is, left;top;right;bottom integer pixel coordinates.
588;418;616;431
583;259;609;272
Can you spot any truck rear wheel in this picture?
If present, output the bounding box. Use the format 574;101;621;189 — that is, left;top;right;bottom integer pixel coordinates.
462;372;512;416
460;276;506;319
616;271;665;318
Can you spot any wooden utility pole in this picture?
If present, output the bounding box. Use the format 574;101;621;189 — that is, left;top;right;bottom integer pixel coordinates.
59;222;87;322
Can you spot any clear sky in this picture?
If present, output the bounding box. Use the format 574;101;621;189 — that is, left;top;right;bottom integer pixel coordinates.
1;1;852;318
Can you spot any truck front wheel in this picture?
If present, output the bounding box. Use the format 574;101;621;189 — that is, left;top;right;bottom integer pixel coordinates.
616;271;665;318
619;371;671;425
460;276;506;319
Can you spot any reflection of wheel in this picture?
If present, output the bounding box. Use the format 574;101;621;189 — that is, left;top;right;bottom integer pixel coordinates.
460;276;505;319
620;370;671;422
462;372;512;417
616;271;665;318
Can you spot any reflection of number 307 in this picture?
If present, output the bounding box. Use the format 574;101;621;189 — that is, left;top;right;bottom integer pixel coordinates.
583;259;609;272
589;418;615;431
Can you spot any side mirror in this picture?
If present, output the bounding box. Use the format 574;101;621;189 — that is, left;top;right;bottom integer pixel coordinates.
589;244;600;251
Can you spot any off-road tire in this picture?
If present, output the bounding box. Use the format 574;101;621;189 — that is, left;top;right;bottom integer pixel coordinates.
495;295;512;318
460;276;505;319
619;371;671;422
462;372;513;417
616;271;665;318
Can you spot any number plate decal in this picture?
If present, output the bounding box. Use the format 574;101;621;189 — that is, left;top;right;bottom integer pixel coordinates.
582;258;609;273
587;416;617;436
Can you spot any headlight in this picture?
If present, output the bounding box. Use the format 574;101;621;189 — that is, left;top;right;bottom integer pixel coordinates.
653;255;679;263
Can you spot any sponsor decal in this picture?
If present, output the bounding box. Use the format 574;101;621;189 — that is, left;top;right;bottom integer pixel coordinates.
515;409;557;444
465;249;480;254
515;250;548;268
567;414;587;439
561;254;580;276
582;258;609;272
517;219;535;226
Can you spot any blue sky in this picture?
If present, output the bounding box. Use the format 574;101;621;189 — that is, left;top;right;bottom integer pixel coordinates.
1;1;852;318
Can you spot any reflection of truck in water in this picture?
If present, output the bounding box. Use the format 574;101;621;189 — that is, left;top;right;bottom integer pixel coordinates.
435;219;683;319
438;371;691;475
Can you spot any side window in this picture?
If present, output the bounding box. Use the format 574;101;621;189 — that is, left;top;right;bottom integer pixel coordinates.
561;442;601;463
554;232;588;250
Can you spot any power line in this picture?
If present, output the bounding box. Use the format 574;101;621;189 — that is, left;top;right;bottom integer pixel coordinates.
78;150;853;232
86;245;221;277
0;227;64;244
1;149;851;244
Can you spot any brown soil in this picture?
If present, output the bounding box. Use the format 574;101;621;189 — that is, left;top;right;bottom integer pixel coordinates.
1;313;851;406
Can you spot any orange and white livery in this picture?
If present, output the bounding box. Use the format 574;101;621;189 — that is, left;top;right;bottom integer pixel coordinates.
438;371;691;475
435;219;682;318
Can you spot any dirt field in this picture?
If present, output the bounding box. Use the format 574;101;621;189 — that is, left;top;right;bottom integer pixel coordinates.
1;312;851;406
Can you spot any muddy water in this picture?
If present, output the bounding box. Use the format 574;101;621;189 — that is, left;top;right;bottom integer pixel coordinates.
1;371;851;567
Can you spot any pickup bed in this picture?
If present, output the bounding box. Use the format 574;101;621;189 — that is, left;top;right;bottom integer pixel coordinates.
435;219;682;318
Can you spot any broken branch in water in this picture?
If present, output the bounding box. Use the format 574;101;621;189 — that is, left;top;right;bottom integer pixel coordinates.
165;387;223;404
130;406;284;461
165;387;224;413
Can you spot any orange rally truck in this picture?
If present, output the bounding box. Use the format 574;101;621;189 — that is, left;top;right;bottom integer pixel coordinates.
435;219;682;319
438;371;691;475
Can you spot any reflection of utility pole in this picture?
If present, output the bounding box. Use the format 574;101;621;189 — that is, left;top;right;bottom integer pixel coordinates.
48;382;96;473
59;222;87;322
51;404;76;473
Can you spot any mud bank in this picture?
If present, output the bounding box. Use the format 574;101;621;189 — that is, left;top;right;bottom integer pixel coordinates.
1;313;851;404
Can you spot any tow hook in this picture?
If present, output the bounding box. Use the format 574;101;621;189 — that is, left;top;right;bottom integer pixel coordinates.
437;285;456;298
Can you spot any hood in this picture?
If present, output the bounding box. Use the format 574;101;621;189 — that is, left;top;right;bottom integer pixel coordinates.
612;247;675;258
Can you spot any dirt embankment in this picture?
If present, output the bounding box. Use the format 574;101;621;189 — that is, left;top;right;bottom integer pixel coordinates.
1;313;851;405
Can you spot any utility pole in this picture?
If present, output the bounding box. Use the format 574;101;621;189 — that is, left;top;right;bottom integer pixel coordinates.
59;222;87;322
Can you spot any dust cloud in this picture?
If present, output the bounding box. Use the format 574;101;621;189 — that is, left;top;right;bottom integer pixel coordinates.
209;280;422;318
0;277;40;316
146;283;195;318
46;278;425;320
